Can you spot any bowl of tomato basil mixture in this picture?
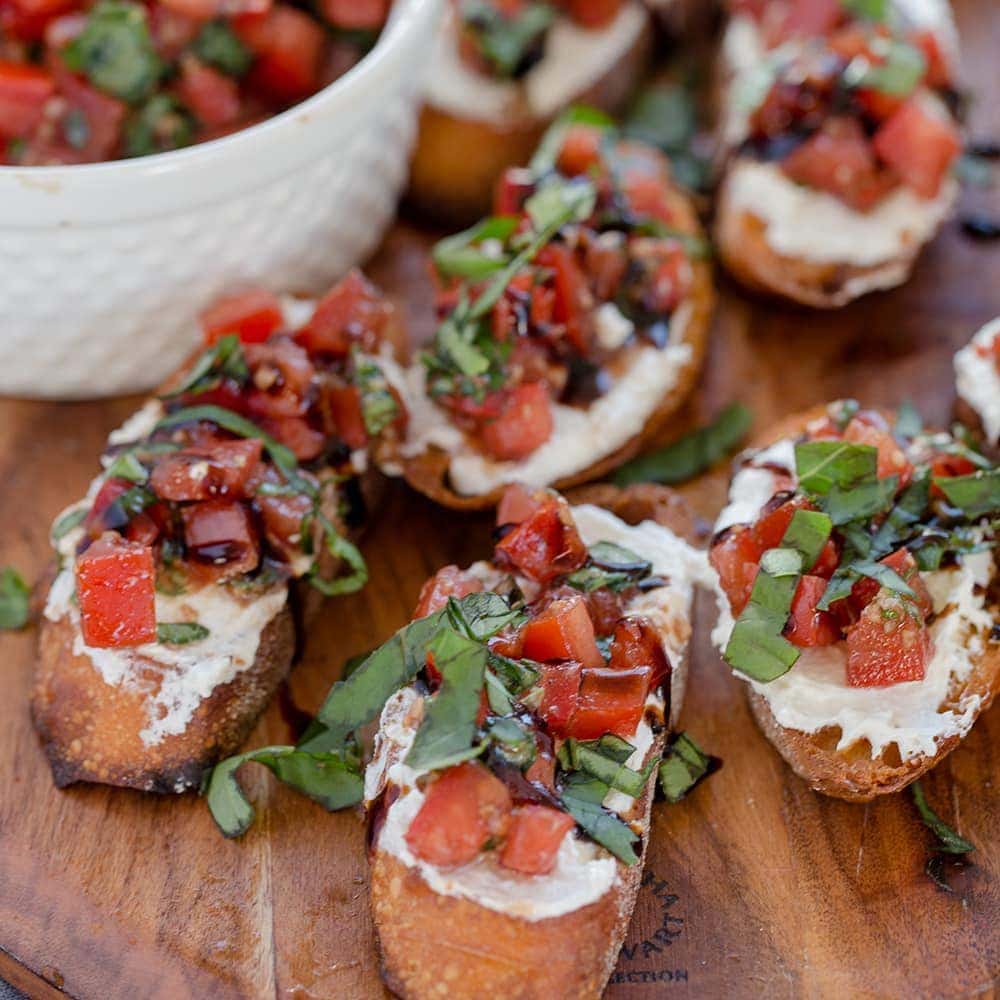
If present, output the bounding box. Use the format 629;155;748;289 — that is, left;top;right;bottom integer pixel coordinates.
0;0;441;398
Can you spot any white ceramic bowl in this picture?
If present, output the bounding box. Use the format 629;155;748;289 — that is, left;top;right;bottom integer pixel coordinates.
0;0;442;399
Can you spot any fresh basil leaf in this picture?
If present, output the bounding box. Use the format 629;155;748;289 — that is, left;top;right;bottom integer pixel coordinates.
460;0;555;78
824;475;898;526
850;558;917;602
0;568;30;630
162;334;248;399
484;668;515;715
614;403;752;486
446;591;523;641
525;176;596;233
933;469;1000;517
193;19;253;77
487;716;536;767
435;313;492;378
565;566;633;593
52;507;87;542
307;512;368;596
104;450;148;483
658;732;712;803
839;0;888;19
574;742;651;798
894;401;923;440
487;650;539;693
872;473;931;553
405;628;488;772
782;509;833;569
724;606;800;682
850;40;926;97
156;622;209;645
759;547;803;578
816;566;859;611
795;441;878;495
587;541;651;574
124;94;193;156
529;104;615;175
432;216;518;280
352;352;400;437
204;745;362;838
911;780;975;854
560;772;640;865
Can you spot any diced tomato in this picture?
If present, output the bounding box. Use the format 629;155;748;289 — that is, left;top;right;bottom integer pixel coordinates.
182;499;260;577
536;659;582;736
930;453;978;480
259;416;325;461
560;0;623;29
608;617;670;691
176;55;240;127
846;590;931;686
872;98;961;199
488;626;524;659
319;0;387;30
236;4;325;102
404;762;512;868
493;166;534;215
255;482;313;562
295;269;391;357
842;547;933;626
84;477;136;536
76;534;156;648
414;565;484;618
784;575;840;647
158;0;221;21
522;595;603;668
499;805;575;876
780;0;842;37
622;171;675;227
709;526;762;616
125;503;167;546
150;438;263;501
0;60;54;139
496;483;544;527
537;243;589;353
327;383;368;450
243;335;314;416
200;288;283;346
753;495;809;551
583;586;627;637
854;87;904;124
556;123;603;176
911;28;951;89
494;494;587;583
523;751;555;790
843;414;912;487
567;665;650;740
478;382;553;462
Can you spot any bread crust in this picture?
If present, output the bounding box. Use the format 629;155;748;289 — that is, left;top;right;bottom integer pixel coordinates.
406;12;653;225
730;405;1000;801
370;484;694;998
396;194;714;511
714;166;930;309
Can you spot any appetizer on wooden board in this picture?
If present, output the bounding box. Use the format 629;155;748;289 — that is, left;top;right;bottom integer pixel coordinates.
954;317;1000;453
32;271;404;793
382;111;714;509
203;483;715;999
709;400;999;801
408;0;653;223
715;0;963;307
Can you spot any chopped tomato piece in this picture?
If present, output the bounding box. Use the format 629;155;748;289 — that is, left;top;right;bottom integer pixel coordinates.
523;751;555;790
556;123;603;176
319;0;387;29
259;416;325;461
158;0;221;21
176;55;241;128
84;476;135;535
536;243;589;352
414;565;484;618
151;438;263;501
608;617;670;691
76;534;156;648
125;506;165;546
493;166;534;215
872;99;961;199
780;0;843;37
404;762;512;868
243;335;315;416
0;60;54;139
182;499;260;577
200;287;284;345
843;414;912;486
567;665;651;740
295;269;391;357
494;495;587;582
496;483;544;527
560;0;623;28
536;659;582;737
784;575;840;647
583;586;627;637
479;382;554;461
236;4;326;102
499;805;576;876
842;547;933;626
709;526;762;615
911;28;951;89
930;452;978;499
255;482;313;563
753;495;808;551
522;595;603;668
327;383;368;451
846;591;931;687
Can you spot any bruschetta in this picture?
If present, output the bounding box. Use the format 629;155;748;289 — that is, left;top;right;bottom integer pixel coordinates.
361;483;710;998
954;317;1000;453
408;0;653;223
715;0;963;307
379;113;714;510
709;401;999;801
32;271;404;793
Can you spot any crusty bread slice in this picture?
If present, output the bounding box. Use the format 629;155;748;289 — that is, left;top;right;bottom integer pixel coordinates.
407;12;653;226
729;406;1000;802
396;197;714;511
370;484;695;999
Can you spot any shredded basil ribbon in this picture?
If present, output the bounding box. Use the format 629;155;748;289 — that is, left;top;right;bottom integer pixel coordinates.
0;567;30;631
156;622;209;645
659;733;714;803
911;780;975;855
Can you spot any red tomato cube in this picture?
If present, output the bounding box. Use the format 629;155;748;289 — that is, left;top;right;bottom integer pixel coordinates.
709;525;763;615
843;414;913;487
567;665;651;740
496;483;544;527
556;124;603;176
493;166;535;215
494;496;587;583
237;4;326;102
522;596;604;669
200;287;284;345
784;574;840;647
151;438;263;502
319;0;387;30
499;805;576;876
872;99;961;199
560;0;623;29
176;55;240;128
608;617;670;691
76;534;156;648
0;60;54;139
295;269;391;357
255;484;313;563
404;762;512;868
479;382;554;462
536;659;582;737
846;591;931;687
327;383;368;451
182;499;260;577
413;565;484;619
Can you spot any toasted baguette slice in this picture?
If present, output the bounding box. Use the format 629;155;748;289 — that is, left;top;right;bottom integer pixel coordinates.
718;405;1000;802
407;3;652;225
369;484;700;999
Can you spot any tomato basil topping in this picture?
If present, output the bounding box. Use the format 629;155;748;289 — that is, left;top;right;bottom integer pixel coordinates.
733;0;961;210
712;401;999;688
62;270;403;649
0;0;388;164
975;329;1000;375
423;109;705;462
205;484;713;861
454;0;624;81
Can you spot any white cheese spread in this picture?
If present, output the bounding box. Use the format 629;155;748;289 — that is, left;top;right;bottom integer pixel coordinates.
954;317;1000;445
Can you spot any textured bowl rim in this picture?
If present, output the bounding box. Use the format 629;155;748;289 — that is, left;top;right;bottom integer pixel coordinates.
0;0;440;224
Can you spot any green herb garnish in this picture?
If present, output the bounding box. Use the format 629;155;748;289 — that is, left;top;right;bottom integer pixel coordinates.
0;568;30;630
162;335;249;399
156;622;209;645
193;20;253;77
124;94;194;157
52;507;87;542
911;780;975;854
560;772;640;865
658;732;713;803
432;216;518;280
459;0;555;79
933;469;1000;518
353;354;400;438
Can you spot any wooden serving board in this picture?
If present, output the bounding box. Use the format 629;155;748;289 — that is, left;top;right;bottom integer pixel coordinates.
1;3;999;995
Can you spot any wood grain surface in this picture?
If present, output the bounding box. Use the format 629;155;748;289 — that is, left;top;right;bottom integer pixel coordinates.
1;2;998;996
